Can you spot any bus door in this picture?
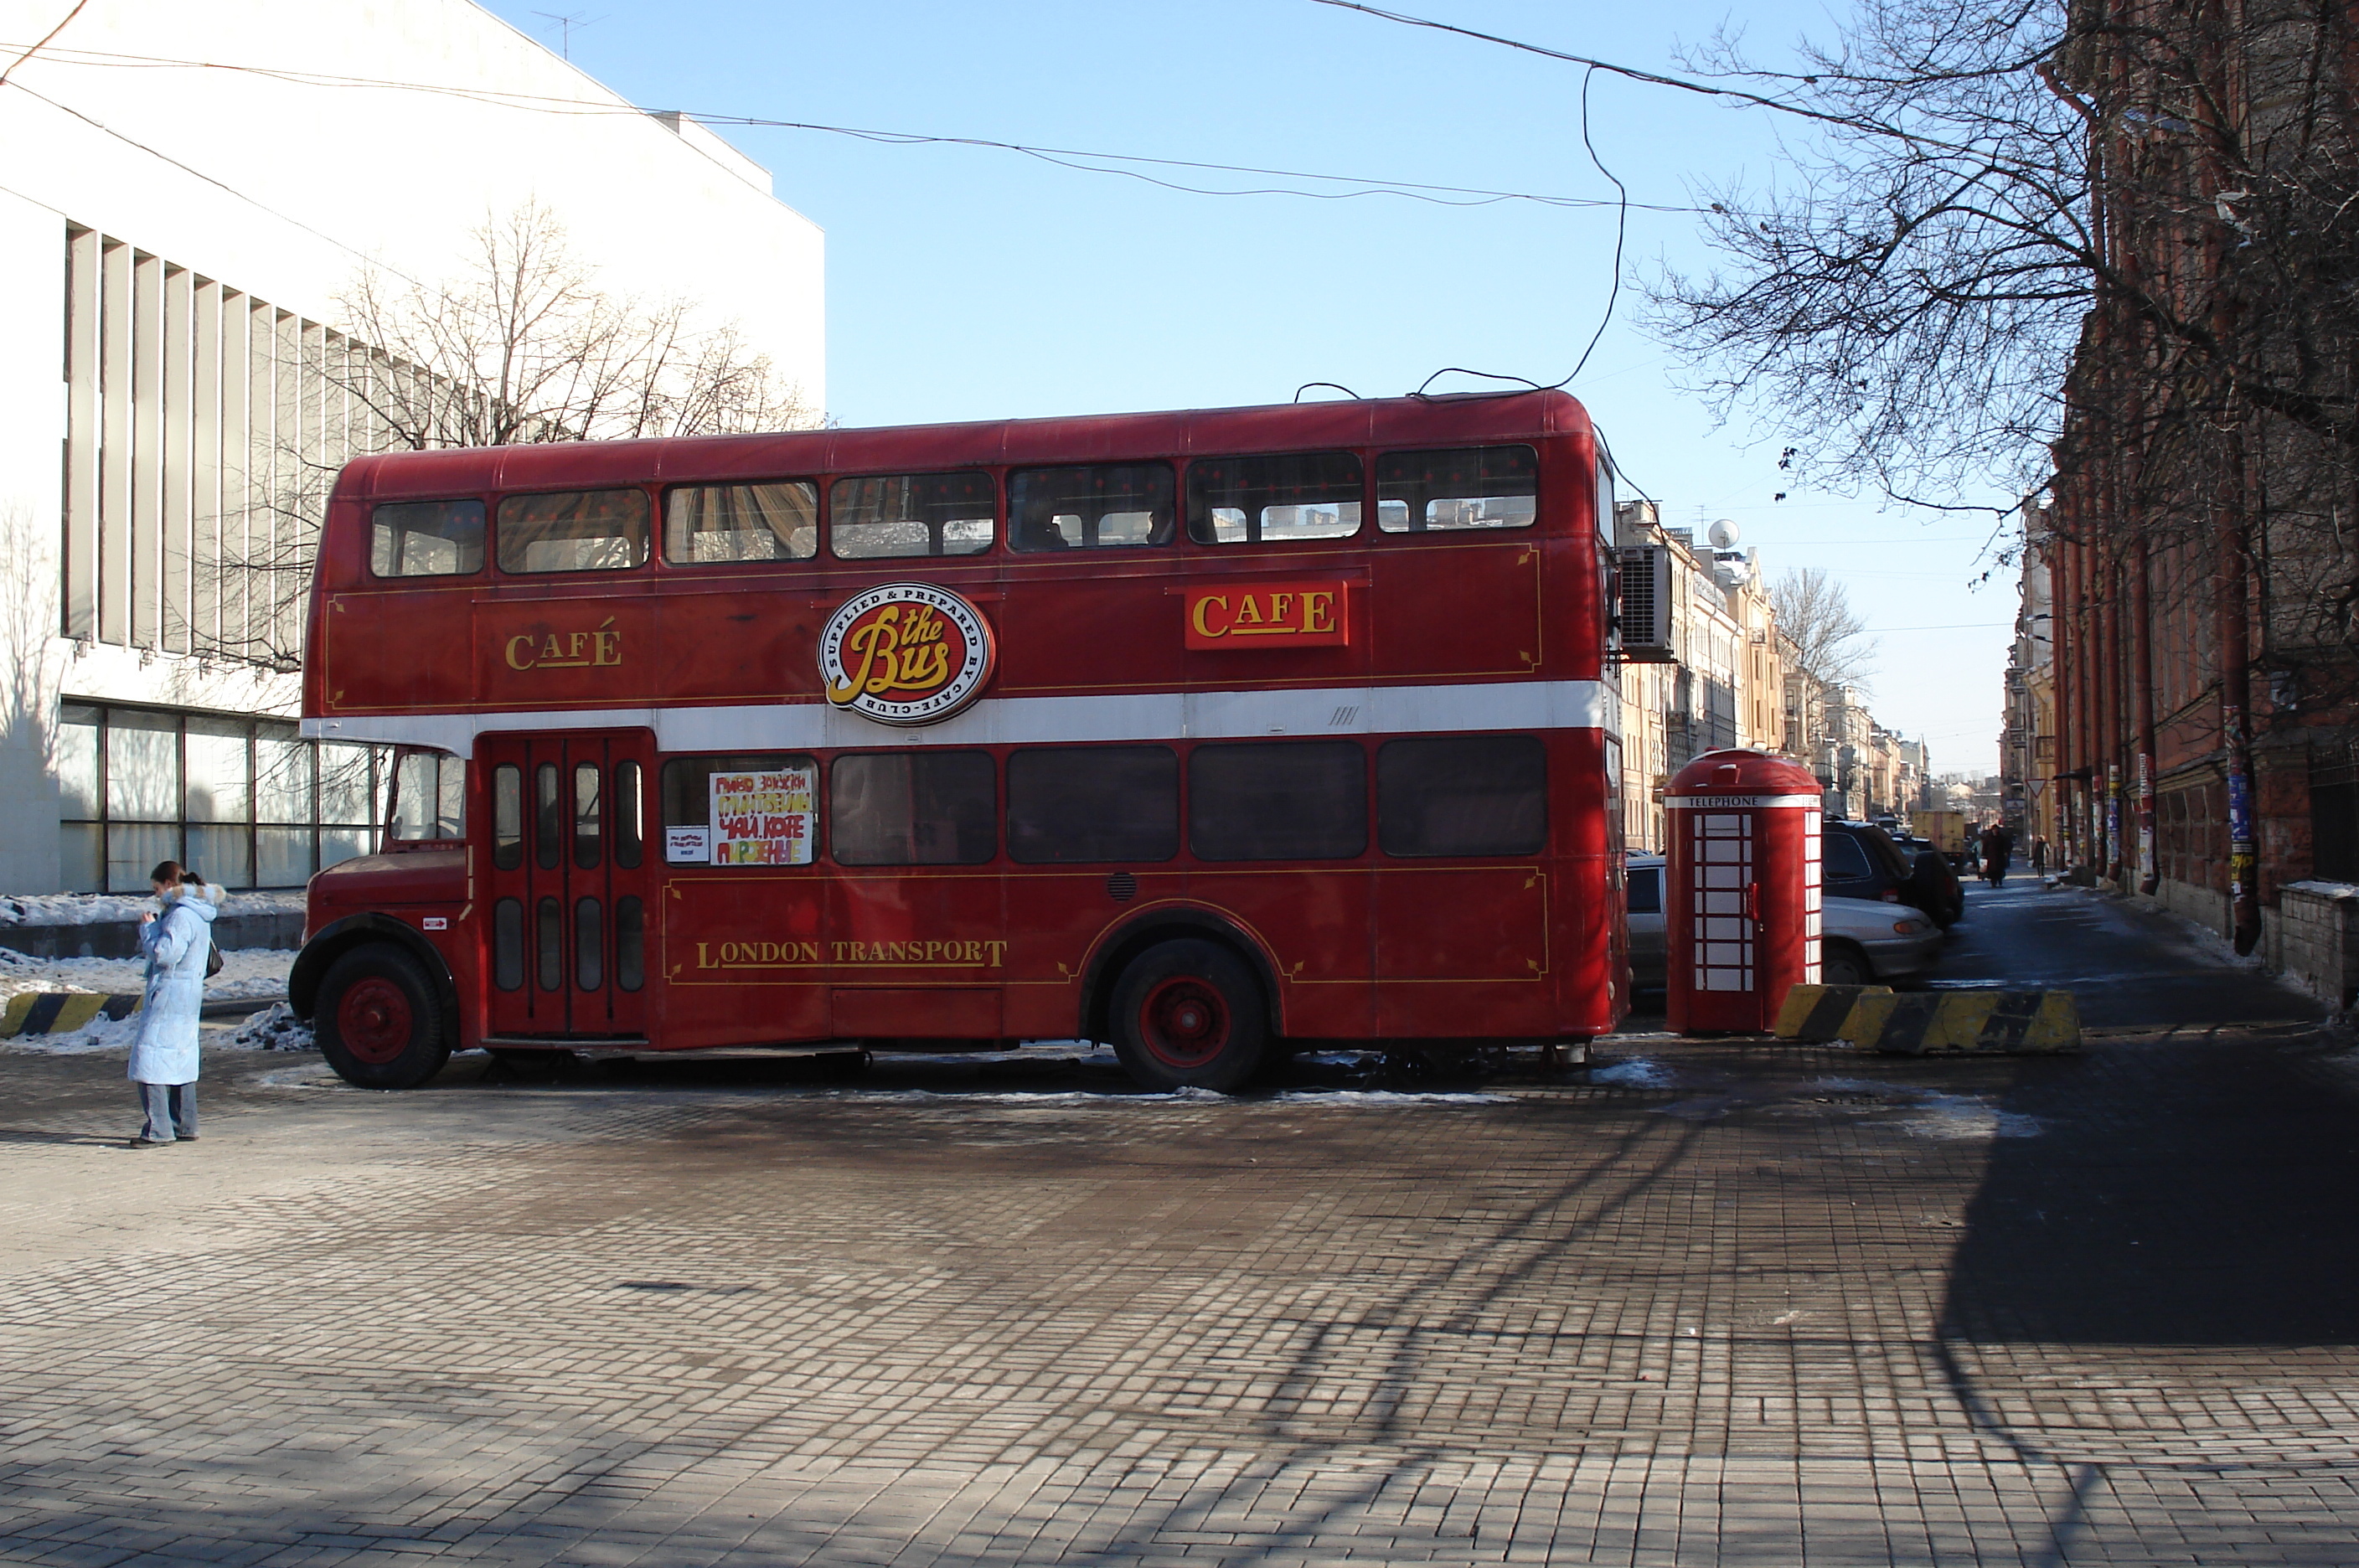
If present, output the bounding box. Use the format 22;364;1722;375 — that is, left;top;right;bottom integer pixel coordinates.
480;730;657;1042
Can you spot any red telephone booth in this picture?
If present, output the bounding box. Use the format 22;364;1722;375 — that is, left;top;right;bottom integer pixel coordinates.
1665;749;1824;1034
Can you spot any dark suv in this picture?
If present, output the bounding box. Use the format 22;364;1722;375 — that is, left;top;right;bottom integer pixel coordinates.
1823;819;1963;928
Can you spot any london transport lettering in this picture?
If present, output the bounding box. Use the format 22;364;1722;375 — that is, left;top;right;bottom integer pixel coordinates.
1182;581;1350;650
504;618;622;670
818;583;995;725
694;939;1009;969
709;767;814;865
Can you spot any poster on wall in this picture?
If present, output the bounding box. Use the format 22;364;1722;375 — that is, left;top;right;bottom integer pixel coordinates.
708;766;815;865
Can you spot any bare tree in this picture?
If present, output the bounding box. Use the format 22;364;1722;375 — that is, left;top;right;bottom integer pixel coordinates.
1771;567;1877;689
338;203;808;451
206;204;813;668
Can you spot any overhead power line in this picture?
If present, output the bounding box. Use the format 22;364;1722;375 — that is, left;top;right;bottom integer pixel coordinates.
0;38;1741;214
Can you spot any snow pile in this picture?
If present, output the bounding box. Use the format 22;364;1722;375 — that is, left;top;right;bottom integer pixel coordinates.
0;947;97;1001
0;890;307;926
226;1002;315;1051
8;1009;142;1055
0;948;292;1003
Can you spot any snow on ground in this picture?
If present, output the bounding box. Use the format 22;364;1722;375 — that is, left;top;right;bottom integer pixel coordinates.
0;947;293;1003
1591;1057;1675;1088
0;890;306;926
226;1003;316;1052
6;988;311;1056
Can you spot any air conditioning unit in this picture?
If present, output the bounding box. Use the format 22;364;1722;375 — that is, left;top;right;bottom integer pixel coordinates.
1618;546;1673;660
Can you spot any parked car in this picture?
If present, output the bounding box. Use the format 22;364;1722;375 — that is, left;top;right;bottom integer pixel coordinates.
1882;830;1967;926
1625;854;1943;990
1823;819;1962;928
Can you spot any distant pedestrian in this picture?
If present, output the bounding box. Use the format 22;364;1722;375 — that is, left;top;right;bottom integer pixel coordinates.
2031;837;2049;874
126;860;219;1149
1979;823;2016;890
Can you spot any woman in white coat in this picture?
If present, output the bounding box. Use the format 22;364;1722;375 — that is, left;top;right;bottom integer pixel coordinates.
127;860;219;1148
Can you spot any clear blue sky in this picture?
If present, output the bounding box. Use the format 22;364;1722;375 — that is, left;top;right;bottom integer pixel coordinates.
479;0;2018;777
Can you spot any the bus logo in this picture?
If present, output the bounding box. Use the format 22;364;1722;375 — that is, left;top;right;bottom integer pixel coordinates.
818;582;997;725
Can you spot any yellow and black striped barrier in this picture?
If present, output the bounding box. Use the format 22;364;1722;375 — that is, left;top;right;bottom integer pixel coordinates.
1775;983;2080;1055
1773;984;1894;1042
1;993;141;1037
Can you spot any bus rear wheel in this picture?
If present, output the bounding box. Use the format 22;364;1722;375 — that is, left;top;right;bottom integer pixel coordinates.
1111;939;1268;1093
317;945;451;1090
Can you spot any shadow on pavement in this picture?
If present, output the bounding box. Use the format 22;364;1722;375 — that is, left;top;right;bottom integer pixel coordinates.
1940;1038;2359;1345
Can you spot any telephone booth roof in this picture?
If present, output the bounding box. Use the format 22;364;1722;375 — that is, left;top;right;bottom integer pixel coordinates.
1665;749;1823;798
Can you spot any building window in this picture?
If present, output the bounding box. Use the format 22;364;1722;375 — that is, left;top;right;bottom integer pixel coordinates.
65;225;377;668
54;703;392;891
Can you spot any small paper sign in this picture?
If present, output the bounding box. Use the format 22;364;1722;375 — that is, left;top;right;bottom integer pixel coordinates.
665;825;714;864
709;767;815;866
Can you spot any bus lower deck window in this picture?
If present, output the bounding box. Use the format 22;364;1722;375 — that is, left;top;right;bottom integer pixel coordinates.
831;752;994;864
1006;746;1179;864
658;754;818;866
1376;446;1537;533
1189;740;1366;861
1377;735;1546;856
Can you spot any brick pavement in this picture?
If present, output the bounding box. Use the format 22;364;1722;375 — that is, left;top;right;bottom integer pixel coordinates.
2;1033;2356;1565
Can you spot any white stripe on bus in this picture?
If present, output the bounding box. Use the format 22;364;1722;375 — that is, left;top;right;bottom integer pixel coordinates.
303;678;1612;759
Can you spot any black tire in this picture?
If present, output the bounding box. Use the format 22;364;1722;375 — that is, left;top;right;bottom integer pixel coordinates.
1109;939;1270;1092
317;945;451;1090
1821;941;1872;988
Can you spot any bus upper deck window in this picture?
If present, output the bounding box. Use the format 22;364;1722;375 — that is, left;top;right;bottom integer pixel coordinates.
1008;464;1175;551
496;488;650;574
830;472;994;559
1185;453;1362;544
370;500;484;576
1376;446;1538;533
664;481;818;564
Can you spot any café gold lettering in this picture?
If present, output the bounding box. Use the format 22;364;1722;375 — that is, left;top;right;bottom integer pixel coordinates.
504;618;622;670
1184;581;1349;650
696;937;1008;968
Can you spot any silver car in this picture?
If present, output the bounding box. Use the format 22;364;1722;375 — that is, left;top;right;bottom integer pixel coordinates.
1625;854;1942;990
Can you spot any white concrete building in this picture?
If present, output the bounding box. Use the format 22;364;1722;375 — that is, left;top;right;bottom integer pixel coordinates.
0;0;823;894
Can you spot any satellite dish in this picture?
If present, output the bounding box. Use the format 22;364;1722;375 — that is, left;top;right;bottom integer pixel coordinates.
1707;518;1742;549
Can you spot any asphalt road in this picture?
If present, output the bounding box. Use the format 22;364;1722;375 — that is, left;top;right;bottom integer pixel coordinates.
1;884;2353;1565
1928;878;2322;1029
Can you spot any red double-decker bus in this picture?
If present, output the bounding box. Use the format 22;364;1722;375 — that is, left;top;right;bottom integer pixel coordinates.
291;390;1629;1091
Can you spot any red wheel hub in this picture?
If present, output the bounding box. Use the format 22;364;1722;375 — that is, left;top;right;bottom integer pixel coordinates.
336;977;414;1065
1137;976;1231;1070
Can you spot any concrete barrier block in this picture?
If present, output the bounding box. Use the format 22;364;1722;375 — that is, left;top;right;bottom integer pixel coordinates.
0;993;142;1037
1837;990;2079;1055
1773;983;1894;1041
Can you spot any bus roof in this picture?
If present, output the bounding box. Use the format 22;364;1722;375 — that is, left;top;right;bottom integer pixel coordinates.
332;389;1597;502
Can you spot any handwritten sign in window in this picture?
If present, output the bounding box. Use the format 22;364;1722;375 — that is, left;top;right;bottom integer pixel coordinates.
708;767;815;866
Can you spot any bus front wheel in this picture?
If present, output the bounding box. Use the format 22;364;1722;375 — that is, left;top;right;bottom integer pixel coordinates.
1111;940;1269;1093
317;945;451;1090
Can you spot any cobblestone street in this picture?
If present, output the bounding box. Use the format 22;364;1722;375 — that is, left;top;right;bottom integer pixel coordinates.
6;975;2359;1565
